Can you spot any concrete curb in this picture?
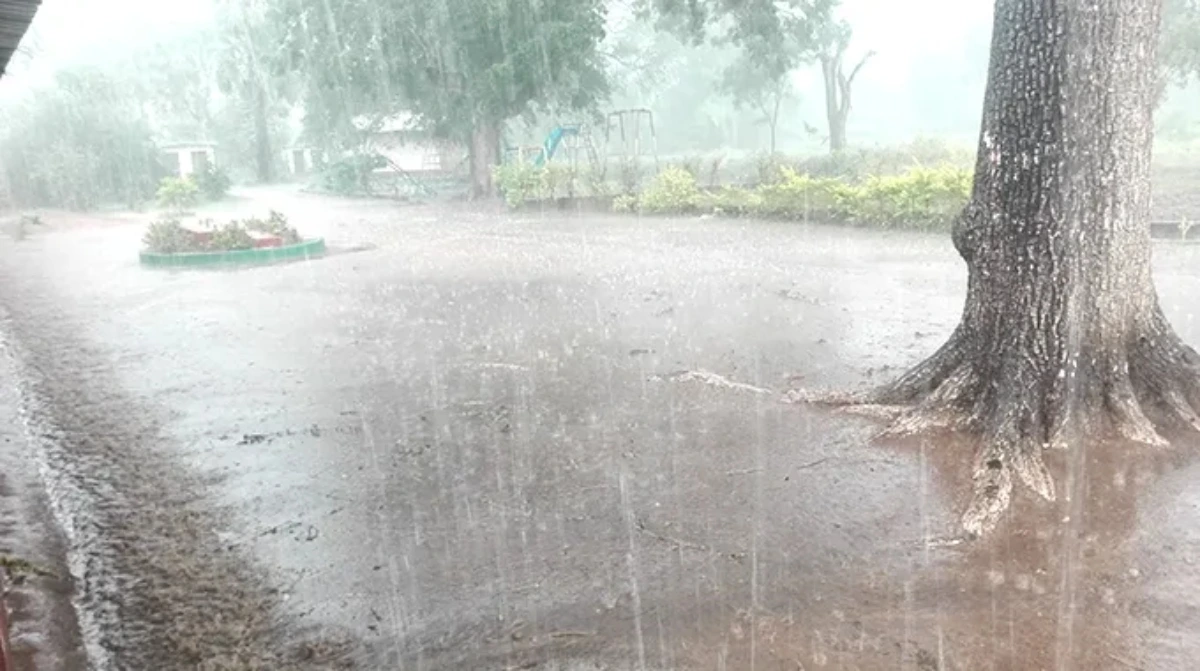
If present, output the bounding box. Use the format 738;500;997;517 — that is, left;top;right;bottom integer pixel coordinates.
139;238;326;267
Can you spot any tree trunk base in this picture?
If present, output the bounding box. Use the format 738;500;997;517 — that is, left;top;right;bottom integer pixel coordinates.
787;314;1200;536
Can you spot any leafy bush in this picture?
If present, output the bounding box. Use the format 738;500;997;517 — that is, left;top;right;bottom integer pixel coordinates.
156;177;199;213
702;186;762;217
142;218;194;253
579;166;612;198
612;163;972;231
638;167;702;214
142;211;304;254
494;162;544;208
541;163;578;200
754;168;851;219
206;221;255;251
797;139;974;181
320;153;386;195
839;166;973;230
194;166;232;201
242;210;301;244
612;193;638;213
754;153;790;186
675;156;703;179
616;157;644;195
704;155;726;188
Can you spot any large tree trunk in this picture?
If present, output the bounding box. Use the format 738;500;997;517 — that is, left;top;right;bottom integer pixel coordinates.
468;122;501;198
794;0;1199;536
820;56;847;153
253;85;273;183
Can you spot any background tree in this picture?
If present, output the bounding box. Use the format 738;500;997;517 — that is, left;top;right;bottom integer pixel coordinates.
720;52;793;153
641;0;850;150
126;31;220;143
601;12;745;153
795;0;1195;536
215;0;294;183
0;67;161;210
811;19;872;153
1160;0;1200;84
273;0;610;196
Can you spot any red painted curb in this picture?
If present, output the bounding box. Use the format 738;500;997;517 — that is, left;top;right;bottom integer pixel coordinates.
0;571;11;671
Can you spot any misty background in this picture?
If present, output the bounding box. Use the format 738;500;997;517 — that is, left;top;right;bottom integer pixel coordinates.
1;0;1198;195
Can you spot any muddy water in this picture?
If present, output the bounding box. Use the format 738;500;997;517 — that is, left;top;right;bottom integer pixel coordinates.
1;190;1199;669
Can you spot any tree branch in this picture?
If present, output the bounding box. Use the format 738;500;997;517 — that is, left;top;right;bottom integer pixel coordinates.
845;50;876;89
836;50;875;116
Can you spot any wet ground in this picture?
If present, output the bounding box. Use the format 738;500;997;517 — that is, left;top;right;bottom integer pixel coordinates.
1;187;1199;670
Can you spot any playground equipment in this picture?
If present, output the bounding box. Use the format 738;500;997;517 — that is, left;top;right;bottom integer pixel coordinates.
503;110;658;175
534;124;576;166
505;123;600;168
602;108;659;172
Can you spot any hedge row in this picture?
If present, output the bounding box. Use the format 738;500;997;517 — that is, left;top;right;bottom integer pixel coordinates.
496;161;973;232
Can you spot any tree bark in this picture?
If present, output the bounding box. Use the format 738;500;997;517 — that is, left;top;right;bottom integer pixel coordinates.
253;85;273;183
469;122;501;198
769;92;782;154
820;56;846;152
793;0;1199;536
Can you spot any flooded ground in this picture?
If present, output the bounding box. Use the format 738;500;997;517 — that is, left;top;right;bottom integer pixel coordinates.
1;187;1199;669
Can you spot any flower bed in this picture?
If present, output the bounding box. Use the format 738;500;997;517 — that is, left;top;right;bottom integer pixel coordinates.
139;238;326;267
140;211;325;267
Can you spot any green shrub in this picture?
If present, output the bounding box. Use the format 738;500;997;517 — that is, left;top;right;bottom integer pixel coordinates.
639;167;702;214
704;155;726;188
702;186;762;217
840;166;972;230
206;221;255;250
612;193;638;213
754;168;850;219
242;210;301;244
494;162;544;208
616;157;644;195
614;163;971;230
752;165;971;230
142;217;193;253
142;211;302;253
579;166;612;198
320;153;385;195
797;139;974;181
194;166;232;201
156;177;199;213
541;163;578;200
754;153;790;186
675;156;703;179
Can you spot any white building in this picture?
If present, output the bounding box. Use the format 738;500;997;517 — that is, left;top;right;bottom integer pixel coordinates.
283;146;323;177
161;142;218;178
351;112;465;173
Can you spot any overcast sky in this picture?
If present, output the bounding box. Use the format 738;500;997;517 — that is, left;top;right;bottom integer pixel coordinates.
0;0;995;143
5;0;992;87
0;0;215;96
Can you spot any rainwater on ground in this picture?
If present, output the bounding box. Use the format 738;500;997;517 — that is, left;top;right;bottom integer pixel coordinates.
1;187;1198;670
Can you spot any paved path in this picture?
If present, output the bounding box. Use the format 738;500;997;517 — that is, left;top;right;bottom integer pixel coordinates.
1;189;1198;669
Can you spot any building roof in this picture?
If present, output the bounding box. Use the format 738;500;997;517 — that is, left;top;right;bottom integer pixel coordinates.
160;141;218;150
0;0;40;77
352;111;422;134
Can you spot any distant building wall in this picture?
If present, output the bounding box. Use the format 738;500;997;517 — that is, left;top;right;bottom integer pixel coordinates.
162;145;217;178
367;131;463;173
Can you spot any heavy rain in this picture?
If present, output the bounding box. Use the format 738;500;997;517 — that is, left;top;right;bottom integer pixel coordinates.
0;0;1199;669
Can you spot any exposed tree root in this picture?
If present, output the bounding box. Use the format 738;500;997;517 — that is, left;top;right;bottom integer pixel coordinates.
787;323;1200;537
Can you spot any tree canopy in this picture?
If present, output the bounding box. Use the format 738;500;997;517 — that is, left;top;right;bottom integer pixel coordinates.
1162;0;1200;84
0;67;161;209
270;0;610;192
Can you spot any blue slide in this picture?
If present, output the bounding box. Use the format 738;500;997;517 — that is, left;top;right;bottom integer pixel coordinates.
534;125;580;166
